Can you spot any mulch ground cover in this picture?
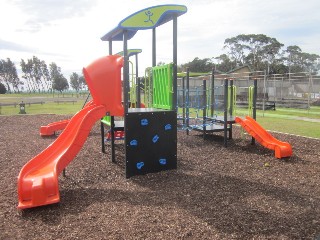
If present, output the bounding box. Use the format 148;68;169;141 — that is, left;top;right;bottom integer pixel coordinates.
0;114;319;239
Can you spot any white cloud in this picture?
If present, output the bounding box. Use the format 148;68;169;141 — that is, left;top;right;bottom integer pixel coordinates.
0;0;319;78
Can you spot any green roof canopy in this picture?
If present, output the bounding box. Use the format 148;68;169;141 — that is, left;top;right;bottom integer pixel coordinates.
101;4;187;41
116;49;142;58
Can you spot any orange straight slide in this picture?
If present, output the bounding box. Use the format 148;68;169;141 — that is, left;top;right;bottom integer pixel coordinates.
235;116;292;158
18;104;106;209
39;101;94;136
40;119;69;136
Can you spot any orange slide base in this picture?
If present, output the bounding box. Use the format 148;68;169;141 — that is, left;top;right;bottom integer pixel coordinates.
235;116;292;159
17;103;106;209
39;101;95;136
40;119;69;136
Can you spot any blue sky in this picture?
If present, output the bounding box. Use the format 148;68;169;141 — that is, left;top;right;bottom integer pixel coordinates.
1;0;319;77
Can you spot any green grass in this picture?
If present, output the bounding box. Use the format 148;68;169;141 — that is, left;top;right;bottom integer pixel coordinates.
0;101;84;115
1;93;320;138
256;116;320;138
179;106;320;139
0;92;89;103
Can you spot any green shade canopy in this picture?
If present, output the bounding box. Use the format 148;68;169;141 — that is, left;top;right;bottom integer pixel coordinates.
101;4;187;41
116;49;142;58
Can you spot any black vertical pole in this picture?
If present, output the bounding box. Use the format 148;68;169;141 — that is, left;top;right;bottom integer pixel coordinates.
123;31;130;113
107;40;116;162
152;28;156;67
186;68;190;135
137;78;141;108
109;41;112;56
203;80;206;140
229;79;233;139
251;78;257;145
136;54;140;108
224;79;228;147
211;68;215;118
173;16;178;111
182;76;185;126
123;30;130;177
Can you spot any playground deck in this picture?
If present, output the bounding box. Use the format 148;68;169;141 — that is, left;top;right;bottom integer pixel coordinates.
1;114;319;239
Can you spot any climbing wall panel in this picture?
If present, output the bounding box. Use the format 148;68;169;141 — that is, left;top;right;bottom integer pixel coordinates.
125;108;177;178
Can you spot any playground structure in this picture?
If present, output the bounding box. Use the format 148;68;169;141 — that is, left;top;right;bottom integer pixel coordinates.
17;4;187;209
17;4;292;210
177;68;292;158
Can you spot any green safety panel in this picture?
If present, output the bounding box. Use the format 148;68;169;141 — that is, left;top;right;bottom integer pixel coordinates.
101;115;111;126
152;63;173;110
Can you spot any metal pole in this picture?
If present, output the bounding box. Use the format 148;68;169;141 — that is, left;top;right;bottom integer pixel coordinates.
229;79;233;140
135;54;140;107
203;79;206;139
263;70;266;117
211;68;215;117
137;78;141;108
152;28;156;67
173;16;178;111
224;79;228;147
186;68;190;135
123;31;130;113
251;78;257;145
109;41;112;55
182;76;185;126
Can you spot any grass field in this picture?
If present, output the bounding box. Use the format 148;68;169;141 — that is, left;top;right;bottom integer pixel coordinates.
1;93;319;138
180;106;320;139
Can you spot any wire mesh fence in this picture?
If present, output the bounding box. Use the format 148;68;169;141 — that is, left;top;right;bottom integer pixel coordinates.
178;71;320;111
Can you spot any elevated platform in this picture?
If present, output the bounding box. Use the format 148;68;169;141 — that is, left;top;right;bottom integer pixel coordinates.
191;123;231;133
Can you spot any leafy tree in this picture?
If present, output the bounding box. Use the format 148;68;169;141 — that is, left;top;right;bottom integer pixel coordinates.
40;60;51;90
181;57;213;72
20;56;52;92
70;72;81;92
20;59;34;92
224;34;284;71
50;63;69;93
214;54;234;72
0;58;21;93
52;75;69;93
283;45;320;73
79;75;87;90
0;82;7;94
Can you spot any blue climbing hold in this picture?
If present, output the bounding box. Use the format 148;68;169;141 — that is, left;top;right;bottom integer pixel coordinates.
141;118;148;126
152;134;159;143
136;162;144;170
130;139;138;146
159;158;167;165
164;124;172;130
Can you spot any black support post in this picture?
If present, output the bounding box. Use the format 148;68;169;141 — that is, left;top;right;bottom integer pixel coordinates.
152;28;156;67
229;79;233;139
137;78;141;108
251;78;258;145
172;16;178;111
211;68;215;118
182;76;185;126
203;79;206;139
224;79;228;147
186;68;190;135
135;54;140;108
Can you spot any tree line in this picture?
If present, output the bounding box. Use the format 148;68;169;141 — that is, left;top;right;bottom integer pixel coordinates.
1;34;319;94
180;34;320;74
0;56;86;94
